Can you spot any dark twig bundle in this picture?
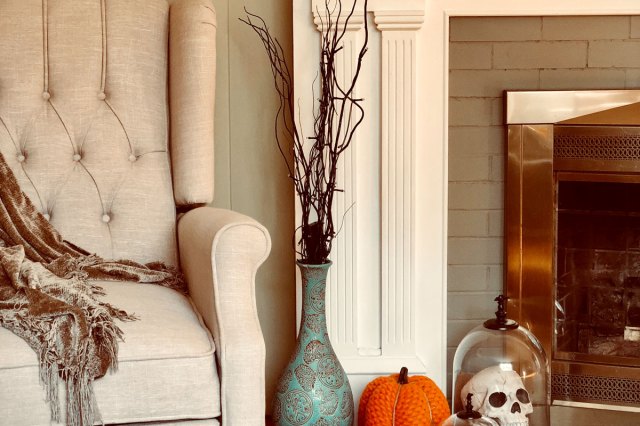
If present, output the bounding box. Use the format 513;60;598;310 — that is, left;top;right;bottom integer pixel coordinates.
242;0;368;265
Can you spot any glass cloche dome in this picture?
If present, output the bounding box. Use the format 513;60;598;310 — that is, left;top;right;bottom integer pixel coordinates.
451;295;550;426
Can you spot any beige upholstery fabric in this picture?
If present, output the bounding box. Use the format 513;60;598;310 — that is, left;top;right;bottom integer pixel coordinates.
0;281;221;425
0;0;270;424
170;0;216;206
117;421;219;426
0;0;177;265
179;207;271;425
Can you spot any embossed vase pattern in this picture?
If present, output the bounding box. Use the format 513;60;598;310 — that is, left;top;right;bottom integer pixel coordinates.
272;262;354;425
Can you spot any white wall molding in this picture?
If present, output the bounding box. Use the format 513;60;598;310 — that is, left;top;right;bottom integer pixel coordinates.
374;10;424;31
296;0;433;399
378;20;420;361
311;0;364;31
310;1;427;366
324;9;364;360
313;13;364;32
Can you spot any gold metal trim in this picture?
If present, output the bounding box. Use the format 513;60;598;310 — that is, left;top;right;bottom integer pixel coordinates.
554;126;640;173
554;350;640;368
552;371;640;406
558;102;640;126
505;90;640;408
506;90;640;125
506;125;523;324
506;124;554;358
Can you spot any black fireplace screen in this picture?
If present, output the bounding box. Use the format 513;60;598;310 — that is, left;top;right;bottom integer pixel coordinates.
556;180;640;361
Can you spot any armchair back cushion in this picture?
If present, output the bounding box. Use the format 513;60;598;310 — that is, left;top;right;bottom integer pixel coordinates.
0;0;216;266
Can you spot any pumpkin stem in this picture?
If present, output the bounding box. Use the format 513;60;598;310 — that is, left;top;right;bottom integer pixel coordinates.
398;367;409;385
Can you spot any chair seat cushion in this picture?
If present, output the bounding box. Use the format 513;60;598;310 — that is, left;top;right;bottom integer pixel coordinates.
0;281;221;425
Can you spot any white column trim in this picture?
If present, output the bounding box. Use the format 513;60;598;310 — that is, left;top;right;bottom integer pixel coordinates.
377;15;421;361
302;0;432;380
313;14;365;32
320;10;363;358
374;10;424;30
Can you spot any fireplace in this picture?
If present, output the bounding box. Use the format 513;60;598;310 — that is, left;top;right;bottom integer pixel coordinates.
506;90;640;409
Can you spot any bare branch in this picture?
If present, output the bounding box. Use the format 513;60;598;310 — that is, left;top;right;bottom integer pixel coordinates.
242;0;368;264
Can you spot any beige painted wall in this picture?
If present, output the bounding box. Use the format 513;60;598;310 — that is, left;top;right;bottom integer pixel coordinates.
210;0;296;412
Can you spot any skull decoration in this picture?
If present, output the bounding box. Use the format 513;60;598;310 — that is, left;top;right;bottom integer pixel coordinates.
460;366;533;426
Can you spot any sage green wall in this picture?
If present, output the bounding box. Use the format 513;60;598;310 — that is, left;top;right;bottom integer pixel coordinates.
211;0;296;412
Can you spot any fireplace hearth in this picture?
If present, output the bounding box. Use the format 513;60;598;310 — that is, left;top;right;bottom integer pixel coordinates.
506;90;640;410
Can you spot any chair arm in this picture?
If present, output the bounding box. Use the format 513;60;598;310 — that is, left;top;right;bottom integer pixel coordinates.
178;207;271;425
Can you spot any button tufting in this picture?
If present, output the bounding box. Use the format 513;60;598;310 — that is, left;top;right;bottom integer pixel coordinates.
43;213;50;221
72;154;81;162
128;154;137;162
42;91;50;100
102;214;111;223
97;92;106;100
17;154;25;163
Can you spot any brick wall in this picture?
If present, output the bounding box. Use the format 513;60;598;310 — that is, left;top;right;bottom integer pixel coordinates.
447;15;640;394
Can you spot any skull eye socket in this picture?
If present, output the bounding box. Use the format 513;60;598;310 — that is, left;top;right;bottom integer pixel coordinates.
516;388;530;404
488;392;507;408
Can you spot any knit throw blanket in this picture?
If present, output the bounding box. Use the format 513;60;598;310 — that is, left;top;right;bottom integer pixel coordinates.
0;152;185;426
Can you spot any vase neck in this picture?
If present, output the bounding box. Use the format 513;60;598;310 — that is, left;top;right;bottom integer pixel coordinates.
298;262;330;333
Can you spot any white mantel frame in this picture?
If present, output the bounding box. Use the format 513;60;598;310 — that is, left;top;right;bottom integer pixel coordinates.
294;0;640;397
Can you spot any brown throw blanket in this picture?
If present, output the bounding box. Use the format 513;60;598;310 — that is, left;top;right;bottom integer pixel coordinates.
0;152;185;426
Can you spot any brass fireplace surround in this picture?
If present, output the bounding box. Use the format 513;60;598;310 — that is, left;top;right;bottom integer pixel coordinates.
506;90;640;409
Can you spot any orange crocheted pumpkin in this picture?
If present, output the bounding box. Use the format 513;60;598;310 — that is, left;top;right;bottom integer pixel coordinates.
358;367;450;426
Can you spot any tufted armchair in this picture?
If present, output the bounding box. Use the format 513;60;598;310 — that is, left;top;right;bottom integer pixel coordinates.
0;0;270;425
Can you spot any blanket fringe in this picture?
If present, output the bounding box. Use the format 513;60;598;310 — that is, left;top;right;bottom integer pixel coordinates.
0;150;186;426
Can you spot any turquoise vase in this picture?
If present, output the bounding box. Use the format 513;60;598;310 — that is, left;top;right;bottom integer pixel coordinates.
272;261;353;425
